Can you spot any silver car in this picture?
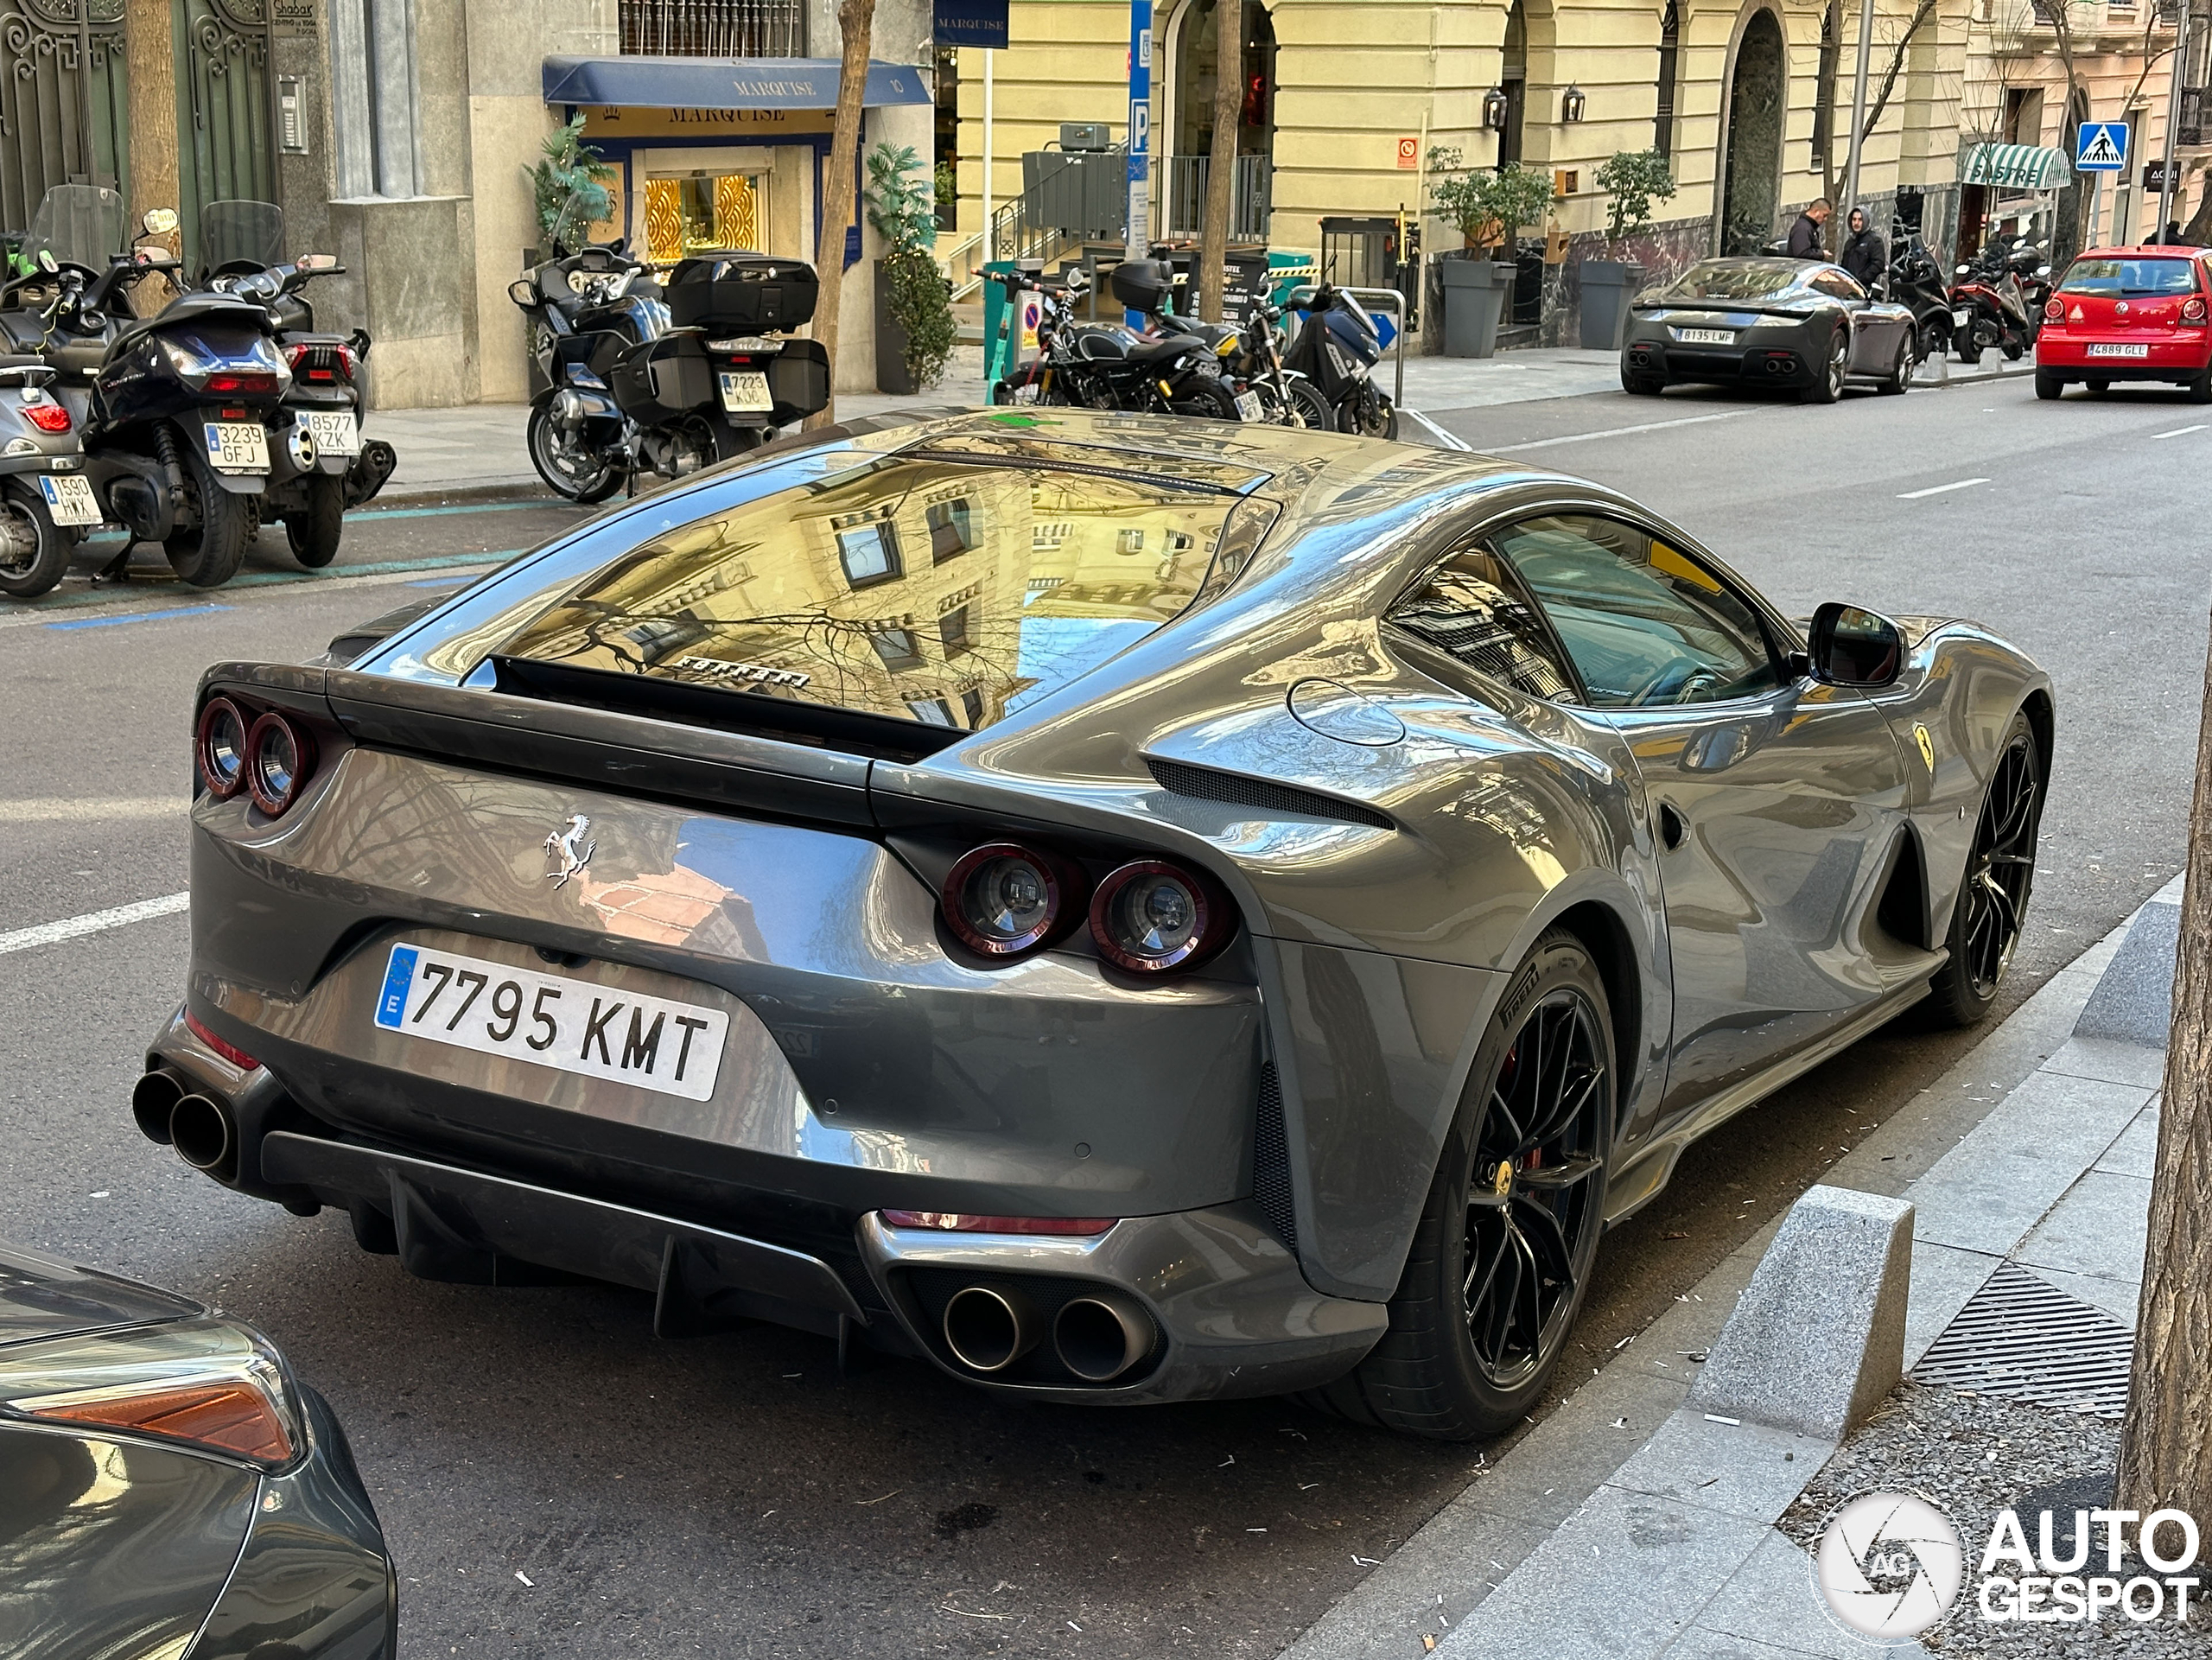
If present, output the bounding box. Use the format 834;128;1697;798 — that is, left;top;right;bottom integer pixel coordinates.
138;410;2049;1441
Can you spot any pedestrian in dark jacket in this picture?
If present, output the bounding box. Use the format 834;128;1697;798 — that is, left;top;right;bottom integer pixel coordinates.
1840;207;1886;288
1785;199;1833;258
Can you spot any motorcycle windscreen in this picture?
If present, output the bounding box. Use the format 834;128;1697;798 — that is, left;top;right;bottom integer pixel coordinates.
200;200;286;278
24;184;125;270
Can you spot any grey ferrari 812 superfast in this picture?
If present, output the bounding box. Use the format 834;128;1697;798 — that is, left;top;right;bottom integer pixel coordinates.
139;410;2049;1440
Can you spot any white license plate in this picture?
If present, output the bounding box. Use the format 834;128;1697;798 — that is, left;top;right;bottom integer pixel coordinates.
2087;342;2150;359
37;472;99;525
372;944;728;1101
302;410;359;456
717;370;772;413
1952;308;1973;329
204;421;269;472
1233;390;1264;422
1675;328;1735;345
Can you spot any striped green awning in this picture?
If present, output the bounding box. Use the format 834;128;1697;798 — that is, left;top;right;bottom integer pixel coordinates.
1961;143;2069;189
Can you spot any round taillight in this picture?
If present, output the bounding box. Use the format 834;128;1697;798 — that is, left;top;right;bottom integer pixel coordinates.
2184;296;2208;324
2044;296;2064;321
245;711;313;816
1089;860;1233;975
942;843;1081;957
195;697;249;798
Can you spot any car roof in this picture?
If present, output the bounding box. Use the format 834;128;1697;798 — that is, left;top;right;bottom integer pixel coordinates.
2075;245;2207;258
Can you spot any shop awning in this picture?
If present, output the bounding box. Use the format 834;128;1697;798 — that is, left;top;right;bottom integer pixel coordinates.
543;54;931;110
1960;143;2069;190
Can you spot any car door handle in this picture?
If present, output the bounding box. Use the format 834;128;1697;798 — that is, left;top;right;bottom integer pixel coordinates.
1657;801;1688;850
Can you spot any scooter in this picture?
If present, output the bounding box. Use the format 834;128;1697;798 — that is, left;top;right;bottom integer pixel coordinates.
1951;240;2044;364
0;355;95;597
1281;282;1399;439
1885;229;1957;364
197;200;394;566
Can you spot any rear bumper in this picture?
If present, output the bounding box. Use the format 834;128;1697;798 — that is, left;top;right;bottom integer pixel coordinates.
2036;336;2212;375
1623;339;1814;385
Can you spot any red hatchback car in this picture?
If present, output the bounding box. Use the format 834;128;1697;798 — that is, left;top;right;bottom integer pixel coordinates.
2035;245;2212;400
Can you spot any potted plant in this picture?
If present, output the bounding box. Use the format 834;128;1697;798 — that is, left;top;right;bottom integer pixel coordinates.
1428;150;1556;358
524;112;615;263
1581;149;1678;350
864;142;958;395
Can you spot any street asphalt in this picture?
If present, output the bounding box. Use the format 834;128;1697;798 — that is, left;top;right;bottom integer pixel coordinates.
0;373;2205;1657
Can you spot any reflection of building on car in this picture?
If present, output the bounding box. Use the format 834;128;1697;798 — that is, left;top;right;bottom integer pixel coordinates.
146;410;2050;1443
2033;247;2212;402
1620;257;1922;401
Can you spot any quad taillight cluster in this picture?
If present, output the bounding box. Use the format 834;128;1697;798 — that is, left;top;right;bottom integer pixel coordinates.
285;340;359;382
195;696;317;817
940;842;1234;976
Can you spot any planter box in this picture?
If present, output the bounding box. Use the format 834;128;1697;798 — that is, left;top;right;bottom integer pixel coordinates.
1440;257;1517;359
1578;259;1646;351
874;258;916;396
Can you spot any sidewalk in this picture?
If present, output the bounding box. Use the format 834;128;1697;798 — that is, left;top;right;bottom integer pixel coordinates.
1283;881;2179;1659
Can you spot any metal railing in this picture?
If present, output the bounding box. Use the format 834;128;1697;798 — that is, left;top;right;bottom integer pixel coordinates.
1162;155;1272;241
942;147;1127;302
619;0;800;56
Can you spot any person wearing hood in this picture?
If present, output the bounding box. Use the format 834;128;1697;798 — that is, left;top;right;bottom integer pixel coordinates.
1840;207;1886;288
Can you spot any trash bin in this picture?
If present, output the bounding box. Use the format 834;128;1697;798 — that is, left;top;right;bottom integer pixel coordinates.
1440;257;1515;359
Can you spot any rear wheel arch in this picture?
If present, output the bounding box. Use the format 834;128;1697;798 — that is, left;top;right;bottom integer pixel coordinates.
2020;689;2056;792
1544;899;1643;1142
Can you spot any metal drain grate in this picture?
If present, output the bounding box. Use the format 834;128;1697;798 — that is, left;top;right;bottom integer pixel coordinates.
1911;1262;2135;1418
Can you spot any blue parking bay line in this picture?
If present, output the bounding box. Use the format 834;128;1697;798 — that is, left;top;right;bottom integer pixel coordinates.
376;946;418;1027
47;603;234;631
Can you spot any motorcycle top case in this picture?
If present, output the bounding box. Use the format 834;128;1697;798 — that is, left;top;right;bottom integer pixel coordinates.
609;331;717;426
664;251;819;331
1108;259;1173;313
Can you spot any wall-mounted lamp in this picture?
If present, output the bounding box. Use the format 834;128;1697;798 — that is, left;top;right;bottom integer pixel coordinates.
1560;84;1587;124
1483;86;1510;131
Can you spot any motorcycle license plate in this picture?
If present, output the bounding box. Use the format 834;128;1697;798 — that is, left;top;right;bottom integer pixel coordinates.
301;410;360;456
1234;391;1264;423
1675;328;1734;345
36;473;99;525
204;422;269;473
2087;343;2150;359
717;371;772;414
1951;308;1973;329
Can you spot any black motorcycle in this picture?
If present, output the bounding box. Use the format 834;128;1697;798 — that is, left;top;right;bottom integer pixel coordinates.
512;191;828;501
1885;229;1956;364
198;199;395;567
988;266;1238;417
1109;258;1332;429
1281;282;1398;439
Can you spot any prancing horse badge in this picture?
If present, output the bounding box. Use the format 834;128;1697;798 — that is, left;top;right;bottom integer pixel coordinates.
544;814;595;888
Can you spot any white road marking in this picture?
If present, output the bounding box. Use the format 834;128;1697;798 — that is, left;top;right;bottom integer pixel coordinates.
1896;477;1992;499
1399;409;1474;451
0;892;190;957
1482;410;1750;455
2152;423;2209;440
7;797;188;822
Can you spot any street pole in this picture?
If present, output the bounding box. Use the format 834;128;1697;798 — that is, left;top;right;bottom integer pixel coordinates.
982;48;995;265
1125;0;1152;264
2158;3;2192;237
1842;0;1876;242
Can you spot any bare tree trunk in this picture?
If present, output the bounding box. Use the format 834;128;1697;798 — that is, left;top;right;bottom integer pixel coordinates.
124;0;181;313
2116;617;2212;1522
1198;0;1243;322
806;0;877;430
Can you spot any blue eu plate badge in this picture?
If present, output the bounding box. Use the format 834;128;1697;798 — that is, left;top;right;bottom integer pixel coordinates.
376;946;418;1028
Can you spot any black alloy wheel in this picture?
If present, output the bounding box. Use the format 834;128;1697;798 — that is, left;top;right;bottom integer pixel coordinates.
1925;711;2041;1026
1301;930;1613;1440
525;402;622;504
1802;328;1849;404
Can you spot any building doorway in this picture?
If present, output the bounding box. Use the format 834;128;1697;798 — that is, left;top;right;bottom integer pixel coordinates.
1720;8;1786;253
1165;0;1276;239
1501;0;1528;168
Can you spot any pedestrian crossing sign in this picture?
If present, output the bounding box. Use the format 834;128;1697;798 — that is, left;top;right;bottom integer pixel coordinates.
2075;122;2128;172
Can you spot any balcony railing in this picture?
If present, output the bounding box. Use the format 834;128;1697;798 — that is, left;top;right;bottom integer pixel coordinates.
1162;155;1273;243
620;0;801;57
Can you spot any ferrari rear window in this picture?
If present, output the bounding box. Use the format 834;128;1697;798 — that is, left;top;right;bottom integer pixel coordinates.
486;453;1255;734
1643;259;1808;303
2060;258;2201;296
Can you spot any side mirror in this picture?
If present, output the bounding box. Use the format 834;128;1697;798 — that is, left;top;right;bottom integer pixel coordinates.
1807;602;1903;687
143;207;179;237
508;277;537;306
608;236;627;256
296;253;340;272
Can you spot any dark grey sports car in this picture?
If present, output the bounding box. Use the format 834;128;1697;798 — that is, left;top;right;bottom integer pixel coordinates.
0;1243;394;1656
1622;256;1922;400
138;410;2049;1441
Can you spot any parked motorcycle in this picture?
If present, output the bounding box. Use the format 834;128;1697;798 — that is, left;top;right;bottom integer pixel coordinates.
1951;239;2045;364
1885;228;1957;364
1281;282;1399;439
1109;258;1332;429
511;191;829;501
197;200;395;565
988;266;1240;417
0;352;96;598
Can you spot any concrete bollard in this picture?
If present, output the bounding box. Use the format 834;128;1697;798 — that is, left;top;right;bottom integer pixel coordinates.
1686;1184;1914;1441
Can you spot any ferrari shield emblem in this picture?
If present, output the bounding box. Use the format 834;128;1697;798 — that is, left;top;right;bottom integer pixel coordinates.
1914;724;1936;773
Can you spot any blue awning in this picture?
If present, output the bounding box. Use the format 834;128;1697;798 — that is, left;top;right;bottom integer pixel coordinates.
542;55;931;111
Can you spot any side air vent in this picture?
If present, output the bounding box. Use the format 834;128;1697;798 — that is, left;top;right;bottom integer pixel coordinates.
1252;1062;1298;1254
1145;758;1394;830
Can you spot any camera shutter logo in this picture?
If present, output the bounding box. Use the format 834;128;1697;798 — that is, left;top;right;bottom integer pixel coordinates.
1815;1492;1966;1638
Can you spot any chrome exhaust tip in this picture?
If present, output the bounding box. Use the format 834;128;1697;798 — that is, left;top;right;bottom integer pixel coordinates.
1052;1292;1154;1383
942;1285;1039;1373
131;1067;185;1145
169;1092;237;1183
